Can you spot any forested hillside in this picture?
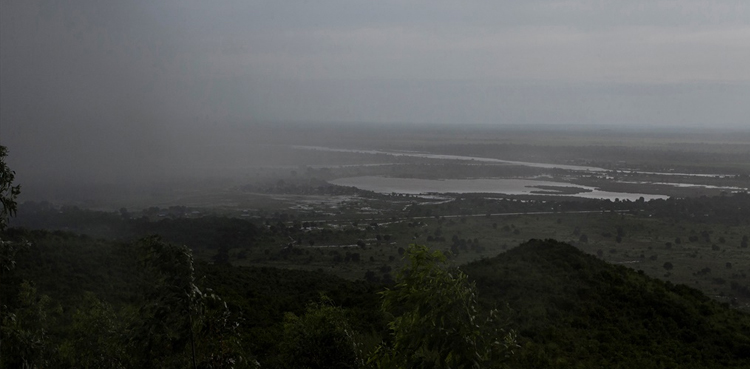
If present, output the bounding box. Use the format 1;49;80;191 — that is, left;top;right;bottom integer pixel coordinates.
3;228;750;368
466;239;750;368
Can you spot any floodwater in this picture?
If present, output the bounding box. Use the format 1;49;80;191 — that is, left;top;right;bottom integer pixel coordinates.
330;176;668;201
617;181;748;192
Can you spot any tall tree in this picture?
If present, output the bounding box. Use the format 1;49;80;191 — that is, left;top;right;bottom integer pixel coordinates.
132;236;256;368
370;244;517;369
0;146;21;232
1;145;34;369
132;236;201;369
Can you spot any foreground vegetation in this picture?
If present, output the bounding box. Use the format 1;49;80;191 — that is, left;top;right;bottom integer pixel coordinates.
3;230;750;368
2;230;514;368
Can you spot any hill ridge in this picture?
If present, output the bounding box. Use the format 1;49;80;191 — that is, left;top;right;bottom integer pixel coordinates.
464;238;750;368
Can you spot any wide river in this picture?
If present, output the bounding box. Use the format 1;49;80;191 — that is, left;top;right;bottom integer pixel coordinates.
330;176;668;201
296;145;742;200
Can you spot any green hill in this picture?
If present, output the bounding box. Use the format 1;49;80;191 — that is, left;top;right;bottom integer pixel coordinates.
465;239;750;368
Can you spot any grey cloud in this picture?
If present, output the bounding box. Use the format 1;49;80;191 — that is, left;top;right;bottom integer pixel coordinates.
1;0;748;191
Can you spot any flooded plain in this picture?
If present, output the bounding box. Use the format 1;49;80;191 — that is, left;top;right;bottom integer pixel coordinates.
330;176;668;201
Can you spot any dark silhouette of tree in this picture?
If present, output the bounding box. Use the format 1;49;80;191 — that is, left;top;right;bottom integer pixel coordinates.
1;145;37;368
0;146;21;232
134;236;201;369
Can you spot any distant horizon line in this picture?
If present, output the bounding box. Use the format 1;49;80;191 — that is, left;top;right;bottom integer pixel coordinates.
231;120;750;133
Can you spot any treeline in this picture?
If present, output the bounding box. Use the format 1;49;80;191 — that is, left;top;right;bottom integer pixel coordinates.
11;202;263;251
14;192;750;231
0;228;373;368
10;202;395;266
404;192;750;224
645;194;750;225
3;230;750;368
11;194;750;266
0;229;515;368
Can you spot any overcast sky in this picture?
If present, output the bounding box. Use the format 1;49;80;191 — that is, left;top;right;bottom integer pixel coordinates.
1;1;749;184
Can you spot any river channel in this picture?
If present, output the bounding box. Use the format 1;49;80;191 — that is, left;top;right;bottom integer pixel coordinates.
330;176;668;201
295;146;741;200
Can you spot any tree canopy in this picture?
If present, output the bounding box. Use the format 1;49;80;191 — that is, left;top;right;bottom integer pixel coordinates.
370;244;516;369
0;145;21;231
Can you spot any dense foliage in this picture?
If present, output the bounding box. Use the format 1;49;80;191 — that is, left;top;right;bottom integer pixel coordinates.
371;244;516;368
0;146;21;232
466;239;750;368
3;229;750;367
